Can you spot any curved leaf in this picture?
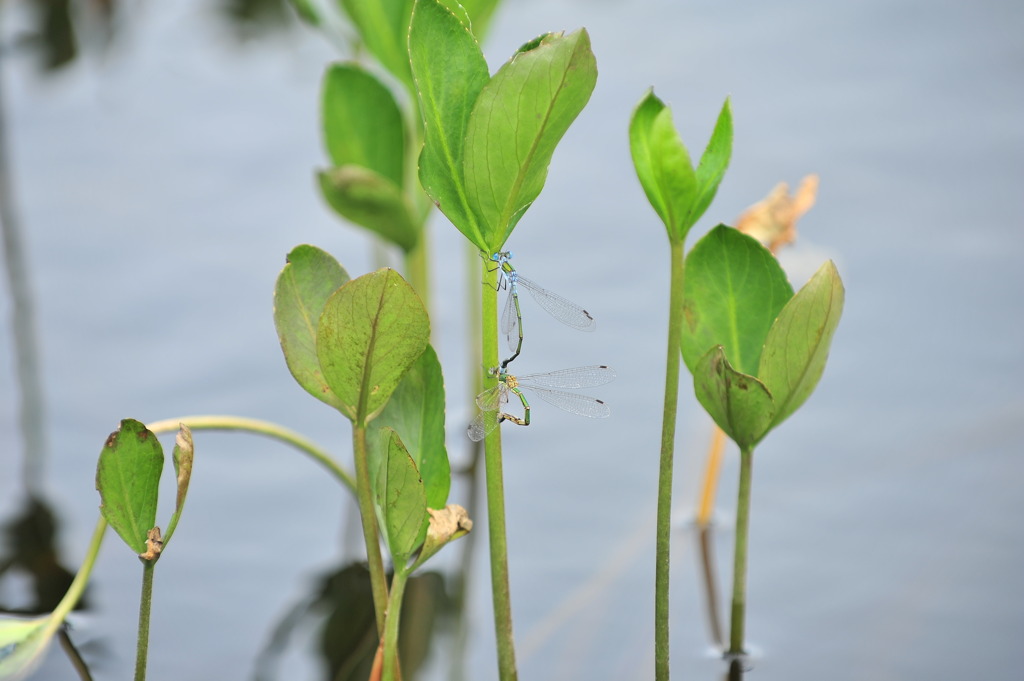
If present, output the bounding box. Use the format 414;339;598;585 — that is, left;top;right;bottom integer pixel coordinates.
96;419;163;554
0;615;50;681
162;424;193;547
374;428;428;562
273;245;350;410
317;166;419;251
368;344;450;511
759;260;845;429
689;98;734;230
464;28;598;252
694;346;775;450
321;63;406;188
680;225;793;375
316;268;430;424
410;0;490;249
339;0;415;89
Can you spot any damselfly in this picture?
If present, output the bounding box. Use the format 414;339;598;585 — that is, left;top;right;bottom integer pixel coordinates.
467;365;615;442
489;252;596;368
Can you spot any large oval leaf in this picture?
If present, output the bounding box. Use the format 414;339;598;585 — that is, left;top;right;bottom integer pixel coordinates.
273;245;350;410
694;346;775;450
758;260;844;430
321;63;406;189
368;344;450;512
680;225;793;375
96;419;163;554
464;28;598;253
316;268;430;424
374;429;428;563
410;0;490;249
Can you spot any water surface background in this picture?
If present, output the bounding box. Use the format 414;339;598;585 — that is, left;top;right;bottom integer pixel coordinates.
2;1;1023;679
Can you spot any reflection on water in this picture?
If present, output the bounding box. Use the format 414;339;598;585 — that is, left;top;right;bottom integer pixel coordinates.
0;497;79;615
254;563;455;681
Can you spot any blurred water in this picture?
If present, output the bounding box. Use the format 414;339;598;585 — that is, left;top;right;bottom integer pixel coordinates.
2;0;1023;679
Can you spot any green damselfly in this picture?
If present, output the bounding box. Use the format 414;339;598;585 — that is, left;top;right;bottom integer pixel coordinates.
467;365;615;442
489;252;596;368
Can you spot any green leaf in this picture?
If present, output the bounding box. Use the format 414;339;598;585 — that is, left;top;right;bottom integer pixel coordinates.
96;419;163;555
629;92;733;242
339;0;415;89
688;98;733;230
321;63;406;189
374;429;428;562
287;0;321;26
680;225;794;375
162;424;193;547
0;615;51;681
629;90;697;242
694;346;775;450
410;0;490;249
368;345;450;511
758;260;845;430
464;28;598;252
317;166;419;251
273;245;351;410
450;0;500;38
316;268;430;424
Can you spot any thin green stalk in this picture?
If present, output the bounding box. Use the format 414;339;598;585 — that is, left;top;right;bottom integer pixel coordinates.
655;239;686;681
146;416;355;493
352;424;389;637
405;235;431;310
44;517;107;638
381;567;410;681
133;560;155;681
481;259;518;681
729;446;754;656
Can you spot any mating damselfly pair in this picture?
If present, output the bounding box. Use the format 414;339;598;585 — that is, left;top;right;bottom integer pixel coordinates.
467;252;613;441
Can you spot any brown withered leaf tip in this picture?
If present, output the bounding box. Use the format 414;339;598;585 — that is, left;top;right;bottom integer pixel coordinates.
735;174;819;254
428;505;473;540
139;527;163;561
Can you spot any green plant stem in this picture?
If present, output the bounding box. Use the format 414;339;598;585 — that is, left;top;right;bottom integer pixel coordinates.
655;239;685;681
146;415;355;493
729;446;754;656
381;567;410;681
353;423;389;637
405;236;431;311
43;516;107;640
481;259;518;681
133;560;155;681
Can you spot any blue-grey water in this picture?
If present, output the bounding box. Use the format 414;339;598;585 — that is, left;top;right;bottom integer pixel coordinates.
2;1;1022;679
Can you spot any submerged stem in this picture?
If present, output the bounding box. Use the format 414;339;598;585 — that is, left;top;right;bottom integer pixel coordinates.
481;259;519;681
728;447;755;655
655;239;685;681
133;561;155;681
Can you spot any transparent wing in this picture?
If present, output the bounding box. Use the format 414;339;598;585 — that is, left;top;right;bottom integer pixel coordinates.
501;289;520;353
467;385;508;442
515;274;596;332
468;409;499;442
516;365;617;390
526;387;611;418
474;384;508;411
